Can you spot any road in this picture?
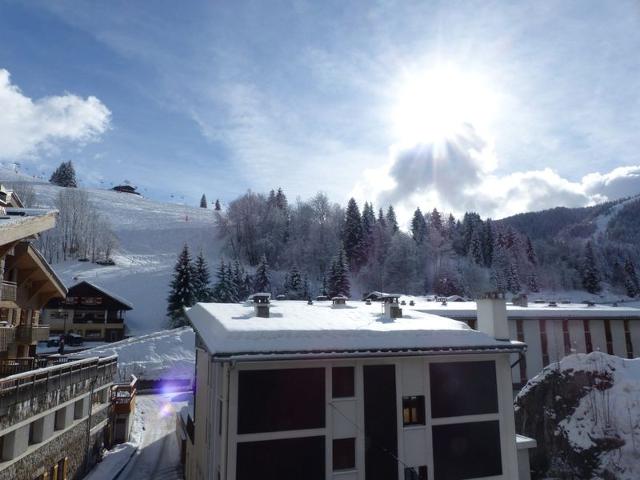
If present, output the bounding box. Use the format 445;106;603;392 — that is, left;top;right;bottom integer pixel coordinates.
119;393;186;480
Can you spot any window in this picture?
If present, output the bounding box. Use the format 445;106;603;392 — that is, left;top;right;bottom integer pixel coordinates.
429;361;498;418
238;368;325;434
332;438;355;471
402;396;425;426
236;436;325;480
432;421;502;479
404;466;428;480
332;367;354;398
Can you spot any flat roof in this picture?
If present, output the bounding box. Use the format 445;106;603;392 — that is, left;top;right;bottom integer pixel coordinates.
410;300;640;319
187;300;523;360
0;208;57;246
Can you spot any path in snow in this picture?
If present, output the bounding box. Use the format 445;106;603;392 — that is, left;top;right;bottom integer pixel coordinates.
119;393;186;480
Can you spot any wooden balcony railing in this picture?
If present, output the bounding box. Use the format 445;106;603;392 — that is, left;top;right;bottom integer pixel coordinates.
15;325;50;344
0;326;15;352
111;375;137;415
0;281;17;302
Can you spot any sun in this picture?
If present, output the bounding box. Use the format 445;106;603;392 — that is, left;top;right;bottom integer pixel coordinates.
391;65;499;145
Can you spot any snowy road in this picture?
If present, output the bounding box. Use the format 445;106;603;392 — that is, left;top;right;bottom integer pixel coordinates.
119;393;186;480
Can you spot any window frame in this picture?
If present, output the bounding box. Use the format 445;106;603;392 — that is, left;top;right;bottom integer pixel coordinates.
402;395;426;426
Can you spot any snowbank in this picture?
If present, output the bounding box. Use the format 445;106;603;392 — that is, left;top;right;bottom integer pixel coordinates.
516;352;640;479
77;328;195;381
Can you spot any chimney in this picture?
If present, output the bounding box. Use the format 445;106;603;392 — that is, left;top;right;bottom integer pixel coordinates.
331;296;347;308
476;292;509;341
250;293;271;318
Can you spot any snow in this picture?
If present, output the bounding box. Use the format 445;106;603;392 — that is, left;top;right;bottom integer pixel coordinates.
187;300;522;358
517;352;640;479
75;327;195;381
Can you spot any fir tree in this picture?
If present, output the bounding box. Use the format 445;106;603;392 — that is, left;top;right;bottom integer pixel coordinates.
275;188;288;210
411;208;428;244
284;264;304;299
528;272;539;293
211;260;238;302
525;236;537;265
214;199;221;211
49;161;78;188
482;219;494;267
490;241;509;293
232;260;250;300
581;242;601;294
361;202;376;259
193;251;211;302
386;206;398;234
253;254;271;293
200;194;208;208
167;244;196;327
328;248;350;297
430;208;443;232
468;229;484;264
445;213;456;238
624;259;640;297
377;208;387;229
343;198;364;267
507;260;521;294
302;275;310;300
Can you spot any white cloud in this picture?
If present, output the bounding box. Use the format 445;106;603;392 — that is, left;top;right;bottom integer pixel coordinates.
353;129;640;224
0;69;111;161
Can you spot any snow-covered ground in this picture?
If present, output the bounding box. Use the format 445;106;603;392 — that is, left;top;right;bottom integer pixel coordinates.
86;392;187;480
76;327;195;381
517;352;640;479
1;168;222;335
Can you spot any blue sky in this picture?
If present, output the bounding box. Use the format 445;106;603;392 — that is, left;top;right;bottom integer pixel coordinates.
1;0;639;218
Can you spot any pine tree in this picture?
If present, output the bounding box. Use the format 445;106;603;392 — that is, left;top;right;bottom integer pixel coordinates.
343;198;364;267
328;248;350;297
284;264;304;299
468;228;484;264
302;275;310;300
361;202;376;260
581;242;601;294
211;259;238;302
214;199;221;211
430;208;443;232
490;241;509;293
525;236;537;265
377;208;387;229
445;213;456;238
507;260;521;294
253;254;271;293
275;188;288;210
386;206;398;234
624;259;640;297
232;260;250;300
167;244;196;327
411;208;427;244
49;161;78;188
200;194;208;208
528;271;539;293
193;252;211;302
482;219;494;267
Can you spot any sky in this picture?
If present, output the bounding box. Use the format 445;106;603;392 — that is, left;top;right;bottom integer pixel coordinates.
1;0;639;221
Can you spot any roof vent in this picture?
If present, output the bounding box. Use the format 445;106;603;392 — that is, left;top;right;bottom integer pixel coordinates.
249;293;271;318
331;296;348;307
409;300;415;306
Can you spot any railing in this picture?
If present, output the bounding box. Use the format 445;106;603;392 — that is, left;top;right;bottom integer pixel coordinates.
0;326;15;352
1;281;17;302
111;375;137;414
15;324;50;344
0;355;117;415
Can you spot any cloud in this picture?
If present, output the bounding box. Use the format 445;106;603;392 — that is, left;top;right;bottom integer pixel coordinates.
0;69;111;161
353;129;640;223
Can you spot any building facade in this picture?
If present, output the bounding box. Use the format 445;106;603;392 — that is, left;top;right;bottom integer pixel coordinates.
411;300;640;387
186;295;532;480
42;281;132;343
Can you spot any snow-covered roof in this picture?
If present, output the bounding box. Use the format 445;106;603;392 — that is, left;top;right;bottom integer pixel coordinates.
187;300;523;361
410;300;640;319
70;281;134;309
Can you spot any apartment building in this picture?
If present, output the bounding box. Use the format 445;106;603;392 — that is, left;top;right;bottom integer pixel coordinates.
185;293;534;480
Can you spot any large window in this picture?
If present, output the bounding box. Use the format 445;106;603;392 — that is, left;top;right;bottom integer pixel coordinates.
332;366;355;398
236;436;325;480
429;361;498;418
333;438;355;471
404;466;428;480
432;421;502;479
238;368;325;434
402;396;425;426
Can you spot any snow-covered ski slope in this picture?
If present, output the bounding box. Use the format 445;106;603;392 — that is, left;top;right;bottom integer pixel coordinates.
0;167;222;334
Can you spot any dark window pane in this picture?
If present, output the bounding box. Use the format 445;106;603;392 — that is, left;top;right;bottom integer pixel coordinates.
402;396;425;426
238;368;325;434
404;466;428;480
429;361;498;418
432;421;502;479
333;438;355;470
332;367;355;398
237;436;325;480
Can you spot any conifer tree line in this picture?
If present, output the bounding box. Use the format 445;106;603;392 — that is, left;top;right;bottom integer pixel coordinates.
213;187;640;300
49;161;78;188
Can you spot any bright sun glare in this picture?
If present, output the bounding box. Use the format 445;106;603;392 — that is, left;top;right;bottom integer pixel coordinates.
392;65;499;145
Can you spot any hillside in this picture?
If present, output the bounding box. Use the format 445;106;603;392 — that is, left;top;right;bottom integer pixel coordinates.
1;168;221;334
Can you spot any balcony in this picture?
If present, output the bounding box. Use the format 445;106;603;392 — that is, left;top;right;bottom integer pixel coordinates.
15;324;50;344
0;326;15;352
0;281;17;302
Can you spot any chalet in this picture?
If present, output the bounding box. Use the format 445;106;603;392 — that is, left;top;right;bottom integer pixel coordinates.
42;281;133;342
184;294;535;480
409;299;640;388
0;193;118;480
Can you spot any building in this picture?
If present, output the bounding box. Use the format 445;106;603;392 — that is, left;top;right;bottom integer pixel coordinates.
185;293;533;480
410;299;640;387
42;281;133;342
0;190;119;480
111;185;140;195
